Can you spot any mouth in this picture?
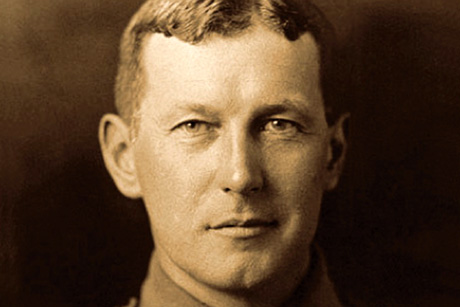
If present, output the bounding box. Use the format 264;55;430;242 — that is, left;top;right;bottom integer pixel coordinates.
210;219;278;229
207;219;278;239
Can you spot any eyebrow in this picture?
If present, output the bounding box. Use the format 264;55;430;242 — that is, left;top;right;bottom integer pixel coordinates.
160;99;317;126
175;103;220;118
251;99;317;122
159;102;220;126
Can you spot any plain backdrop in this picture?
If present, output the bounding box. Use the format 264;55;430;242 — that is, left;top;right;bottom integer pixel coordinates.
1;0;460;306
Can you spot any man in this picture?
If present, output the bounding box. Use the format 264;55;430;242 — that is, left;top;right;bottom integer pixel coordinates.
99;0;349;306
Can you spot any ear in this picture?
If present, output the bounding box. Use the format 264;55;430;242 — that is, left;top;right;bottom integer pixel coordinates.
99;114;142;199
323;113;350;191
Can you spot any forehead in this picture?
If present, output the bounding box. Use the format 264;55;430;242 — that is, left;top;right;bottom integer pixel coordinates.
140;24;322;114
142;24;319;79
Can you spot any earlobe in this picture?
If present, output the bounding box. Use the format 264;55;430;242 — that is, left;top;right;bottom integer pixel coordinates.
99;114;142;199
324;113;350;191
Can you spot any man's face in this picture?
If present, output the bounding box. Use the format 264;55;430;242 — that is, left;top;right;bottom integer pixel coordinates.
132;25;337;290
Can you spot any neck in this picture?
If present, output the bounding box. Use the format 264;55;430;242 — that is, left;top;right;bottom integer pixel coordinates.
140;248;311;307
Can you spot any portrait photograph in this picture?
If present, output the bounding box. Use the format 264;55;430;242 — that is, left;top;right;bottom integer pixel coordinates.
1;0;460;306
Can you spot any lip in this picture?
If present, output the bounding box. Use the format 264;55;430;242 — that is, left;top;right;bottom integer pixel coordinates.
207;218;278;239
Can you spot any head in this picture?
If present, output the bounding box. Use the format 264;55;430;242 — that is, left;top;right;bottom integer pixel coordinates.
100;0;348;304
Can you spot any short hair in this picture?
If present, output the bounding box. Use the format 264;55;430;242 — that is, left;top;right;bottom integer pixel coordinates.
115;0;342;132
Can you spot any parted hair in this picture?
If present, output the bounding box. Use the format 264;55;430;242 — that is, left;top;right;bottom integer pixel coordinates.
115;0;341;130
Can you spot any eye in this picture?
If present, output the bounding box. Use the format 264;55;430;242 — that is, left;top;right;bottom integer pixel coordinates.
261;119;299;135
175;120;213;135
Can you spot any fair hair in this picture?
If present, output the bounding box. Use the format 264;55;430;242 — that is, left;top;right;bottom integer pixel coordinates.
114;0;339;132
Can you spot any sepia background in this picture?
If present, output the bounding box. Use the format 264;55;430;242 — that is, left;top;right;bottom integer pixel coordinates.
1;0;460;305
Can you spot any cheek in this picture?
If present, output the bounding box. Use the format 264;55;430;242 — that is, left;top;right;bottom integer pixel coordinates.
264;141;328;223
134;140;184;220
133;139;212;232
266;142;327;190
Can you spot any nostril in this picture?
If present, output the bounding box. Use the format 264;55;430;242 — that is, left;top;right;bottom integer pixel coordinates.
250;186;261;193
222;185;262;195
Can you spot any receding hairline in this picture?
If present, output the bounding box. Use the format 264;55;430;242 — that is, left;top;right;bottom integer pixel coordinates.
139;22;322;97
114;0;337;132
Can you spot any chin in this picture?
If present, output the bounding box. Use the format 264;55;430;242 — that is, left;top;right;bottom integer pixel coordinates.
201;271;272;293
191;252;285;292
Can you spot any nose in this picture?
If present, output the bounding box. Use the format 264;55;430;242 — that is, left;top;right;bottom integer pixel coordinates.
217;129;264;195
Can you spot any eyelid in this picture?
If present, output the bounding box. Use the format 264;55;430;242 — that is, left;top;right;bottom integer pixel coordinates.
171;118;213;128
172;119;206;131
262;118;301;129
258;118;307;138
171;119;220;139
